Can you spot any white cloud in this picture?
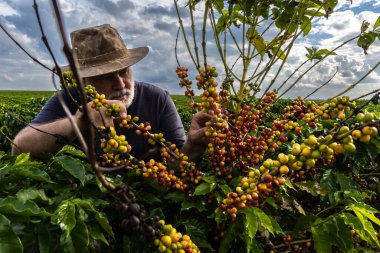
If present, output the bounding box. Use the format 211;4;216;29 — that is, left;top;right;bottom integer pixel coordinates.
0;2;20;17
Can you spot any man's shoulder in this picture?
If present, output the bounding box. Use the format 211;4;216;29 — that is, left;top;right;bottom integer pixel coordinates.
135;81;169;97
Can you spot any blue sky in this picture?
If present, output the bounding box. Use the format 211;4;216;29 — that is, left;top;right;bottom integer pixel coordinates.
0;0;380;99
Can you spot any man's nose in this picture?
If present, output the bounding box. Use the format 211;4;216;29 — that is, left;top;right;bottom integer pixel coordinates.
112;73;125;89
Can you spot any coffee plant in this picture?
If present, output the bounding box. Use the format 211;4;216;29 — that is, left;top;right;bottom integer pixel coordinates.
1;0;380;253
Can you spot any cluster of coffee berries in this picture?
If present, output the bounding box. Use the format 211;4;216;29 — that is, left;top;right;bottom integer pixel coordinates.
260;91;277;112
85;84;97;97
99;126;132;155
154;221;200;253
219;115;380;220
195;65;220;111
90;93;107;111
176;66;195;101
138;158;187;190
317;96;355;120
282;97;319;128
108;185;162;243
61;71;78;89
220;169;286;221
352;126;378;143
219;76;233;102
118;114;137;128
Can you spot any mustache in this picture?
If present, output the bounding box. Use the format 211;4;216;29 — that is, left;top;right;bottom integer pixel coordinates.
108;88;131;100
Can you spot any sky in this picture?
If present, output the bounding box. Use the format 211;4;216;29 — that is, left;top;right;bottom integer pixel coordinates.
0;0;380;99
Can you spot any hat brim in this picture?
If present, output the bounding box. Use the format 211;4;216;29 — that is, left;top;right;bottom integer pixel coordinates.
61;46;149;78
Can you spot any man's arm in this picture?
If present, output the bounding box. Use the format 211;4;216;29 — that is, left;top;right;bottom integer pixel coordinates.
11;118;79;157
12;99;127;158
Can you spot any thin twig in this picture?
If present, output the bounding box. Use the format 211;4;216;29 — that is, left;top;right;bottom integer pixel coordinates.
0;23;54;73
33;0;81;110
277;35;360;99
189;2;200;69
51;0;101;187
332;59;380;98
352;88;380;101
304;67;339;100
175;27;181;66
201;1;210;68
174;0;198;68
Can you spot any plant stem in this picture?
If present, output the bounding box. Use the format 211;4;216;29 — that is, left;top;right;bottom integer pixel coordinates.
174;0;198;68
277;35;360;99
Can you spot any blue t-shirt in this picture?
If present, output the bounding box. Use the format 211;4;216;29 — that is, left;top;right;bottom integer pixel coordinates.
32;82;186;160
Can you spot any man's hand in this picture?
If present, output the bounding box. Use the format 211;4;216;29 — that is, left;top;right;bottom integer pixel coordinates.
75;100;127;129
187;111;212;146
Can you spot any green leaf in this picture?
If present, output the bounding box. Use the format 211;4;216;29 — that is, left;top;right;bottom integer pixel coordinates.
284;178;296;190
335;172;356;191
16;188;53;204
357;32;376;47
350;202;380;226
95;212;114;238
137;192;162;205
301;16;312;36
150;207;165;219
52;200;76;238
0;196;51;216
245;237;263;253
246;27;266;57
71;219;89;253
57;145;87;159
72;199;96;213
341;212;379;247
14;153;31;165
181;219;211;250
194;182;215;196
293;200;306;215
352;211;379;247
218;220;238;253
88;224;109;246
304;9;325;17
311;224;332;253
0;214;23;253
216;15;230;34
332;217;354;252
59;233;75;253
241;208;258;239
164;192;186;202
295;181;329;196
252;208;282;235
37;224;51;253
294;214;318;232
217;184;231;194
374;16;380;29
202;175;217;184
270;44;285;60
53;155;86;185
212;0;224;13
211;207;227;224
181;199;207;212
13;164;53;183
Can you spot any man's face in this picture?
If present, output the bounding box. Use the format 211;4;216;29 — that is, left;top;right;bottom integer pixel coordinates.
86;67;135;108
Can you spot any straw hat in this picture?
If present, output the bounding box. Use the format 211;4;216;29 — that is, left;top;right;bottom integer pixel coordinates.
68;24;149;78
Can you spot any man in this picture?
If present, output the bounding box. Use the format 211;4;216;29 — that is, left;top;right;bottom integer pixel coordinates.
12;24;210;162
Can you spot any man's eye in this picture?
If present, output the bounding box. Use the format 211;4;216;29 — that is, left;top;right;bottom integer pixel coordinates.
119;68;129;75
100;75;112;80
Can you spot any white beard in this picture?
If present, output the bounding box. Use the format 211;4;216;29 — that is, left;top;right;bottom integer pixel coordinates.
123;85;135;109
108;83;135;109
